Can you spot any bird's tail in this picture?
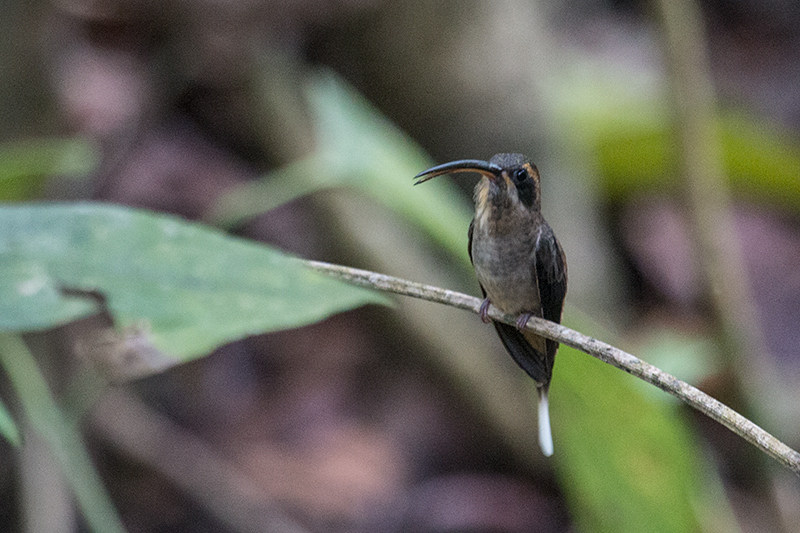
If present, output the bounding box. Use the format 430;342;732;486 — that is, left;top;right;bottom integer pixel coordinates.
537;387;553;457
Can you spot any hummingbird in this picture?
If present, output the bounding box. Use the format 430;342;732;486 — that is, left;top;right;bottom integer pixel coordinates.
414;153;567;456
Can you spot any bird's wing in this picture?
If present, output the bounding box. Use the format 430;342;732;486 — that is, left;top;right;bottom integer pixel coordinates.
467;218;475;265
533;223;567;375
534;223;567;326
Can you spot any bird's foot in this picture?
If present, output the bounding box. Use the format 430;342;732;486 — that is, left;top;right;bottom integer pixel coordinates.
515;313;533;330
479;299;492;323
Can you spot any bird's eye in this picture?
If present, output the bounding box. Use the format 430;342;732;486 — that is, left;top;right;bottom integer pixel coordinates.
513;168;528;183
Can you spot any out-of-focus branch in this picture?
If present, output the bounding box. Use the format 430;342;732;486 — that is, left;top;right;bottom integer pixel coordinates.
91;389;310;533
653;0;773;398
305;260;800;477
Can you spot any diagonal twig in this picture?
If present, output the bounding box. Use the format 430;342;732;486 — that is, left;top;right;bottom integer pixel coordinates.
304;259;800;477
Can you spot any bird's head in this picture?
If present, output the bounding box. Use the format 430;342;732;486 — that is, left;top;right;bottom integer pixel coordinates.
414;153;542;216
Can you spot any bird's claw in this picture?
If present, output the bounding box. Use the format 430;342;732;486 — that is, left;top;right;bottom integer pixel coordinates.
515;313;532;330
479;299;492;323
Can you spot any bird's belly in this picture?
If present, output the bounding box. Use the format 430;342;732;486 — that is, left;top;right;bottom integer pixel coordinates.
471;238;540;315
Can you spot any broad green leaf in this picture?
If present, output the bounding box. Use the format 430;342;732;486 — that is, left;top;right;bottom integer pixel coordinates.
0;203;387;360
0;138;97;201
551;316;707;533
0;397;20;446
0;333;125;533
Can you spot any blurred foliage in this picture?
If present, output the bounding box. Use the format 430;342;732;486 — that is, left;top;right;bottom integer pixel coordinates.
0;203;387;357
633;330;720;403
0;138;97;201
552;323;705;533
209;70;474;264
595;111;800;209
0;201;389;529
0;333;126;533
551;63;800;211
0;396;20;447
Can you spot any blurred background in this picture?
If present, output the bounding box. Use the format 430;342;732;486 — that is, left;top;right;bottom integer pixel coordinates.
2;0;800;531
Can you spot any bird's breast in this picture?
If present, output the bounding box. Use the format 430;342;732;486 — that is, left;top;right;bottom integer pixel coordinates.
471;217;542;315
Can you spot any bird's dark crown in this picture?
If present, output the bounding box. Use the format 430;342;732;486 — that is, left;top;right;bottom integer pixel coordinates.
489;153;530;169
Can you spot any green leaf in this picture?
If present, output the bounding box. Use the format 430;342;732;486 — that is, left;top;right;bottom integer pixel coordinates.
552;317;706;533
307;71;474;260
209;70;474;263
0;203;388;361
0;333;125;533
0;397;20;446
550;61;800;210
0;138;97;201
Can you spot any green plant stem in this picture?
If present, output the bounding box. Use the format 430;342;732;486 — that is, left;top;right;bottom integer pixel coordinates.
305;259;800;477
0;334;127;533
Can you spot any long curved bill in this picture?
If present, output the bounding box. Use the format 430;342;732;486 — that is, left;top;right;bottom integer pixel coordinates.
413;159;502;185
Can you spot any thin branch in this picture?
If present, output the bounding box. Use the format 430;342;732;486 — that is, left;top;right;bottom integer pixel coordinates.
304;259;800;477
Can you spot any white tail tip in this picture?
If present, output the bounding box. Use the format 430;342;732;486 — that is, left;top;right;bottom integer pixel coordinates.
538;391;553;457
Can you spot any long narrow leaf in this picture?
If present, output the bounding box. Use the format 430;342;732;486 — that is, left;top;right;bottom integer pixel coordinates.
0;397;20;446
0;334;126;533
